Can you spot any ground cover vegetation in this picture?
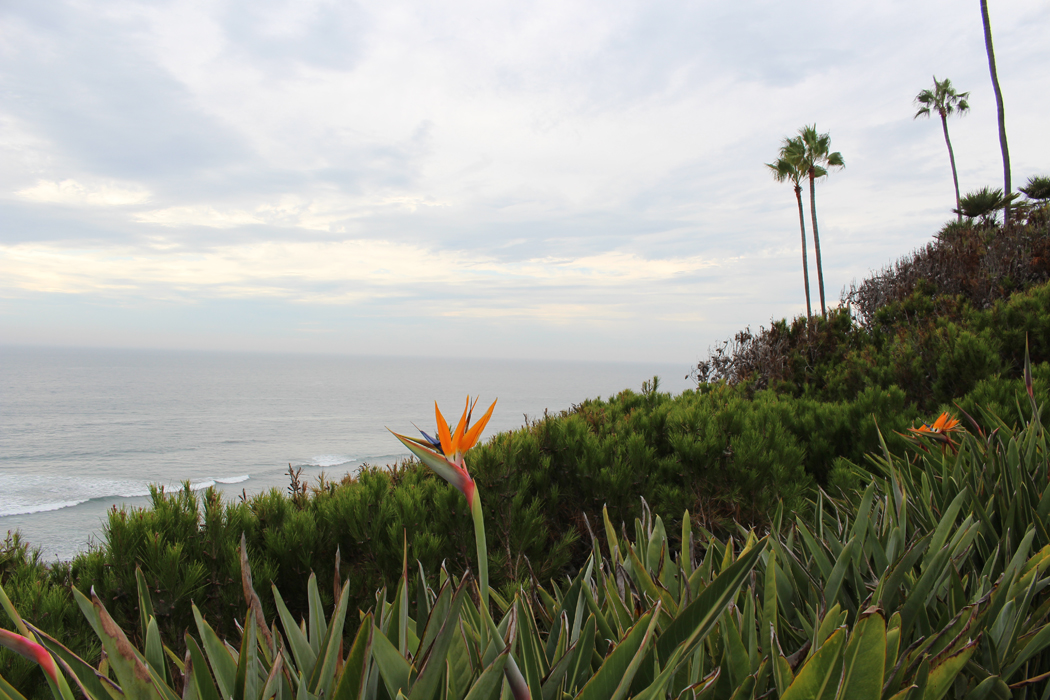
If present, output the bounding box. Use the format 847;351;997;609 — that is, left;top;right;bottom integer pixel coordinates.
4;376;1050;699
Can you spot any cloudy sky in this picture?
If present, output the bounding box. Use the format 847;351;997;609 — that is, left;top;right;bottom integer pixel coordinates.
1;0;1048;364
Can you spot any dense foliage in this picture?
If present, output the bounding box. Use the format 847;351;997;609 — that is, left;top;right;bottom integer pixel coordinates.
3;207;1050;697
5;393;1050;699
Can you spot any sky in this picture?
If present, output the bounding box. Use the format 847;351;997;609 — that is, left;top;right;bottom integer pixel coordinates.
1;0;1048;365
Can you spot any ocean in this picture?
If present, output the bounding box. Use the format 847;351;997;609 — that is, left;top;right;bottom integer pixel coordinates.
0;346;693;561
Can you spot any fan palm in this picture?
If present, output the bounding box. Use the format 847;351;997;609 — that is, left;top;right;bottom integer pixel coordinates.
914;76;970;221
794;125;844;315
1020;175;1050;202
766;139;813;318
981;0;1012;224
954;186;1017;224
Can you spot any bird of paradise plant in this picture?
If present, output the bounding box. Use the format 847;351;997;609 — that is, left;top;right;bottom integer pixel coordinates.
906;411;963;452
390;397;497;621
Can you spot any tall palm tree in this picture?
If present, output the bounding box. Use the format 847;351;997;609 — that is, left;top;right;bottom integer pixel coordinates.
795;125;844;315
914;76;970;221
767;139;813;319
981;0;1012;224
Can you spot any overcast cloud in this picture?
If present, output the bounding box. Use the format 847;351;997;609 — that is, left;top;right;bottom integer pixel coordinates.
1;0;1048;364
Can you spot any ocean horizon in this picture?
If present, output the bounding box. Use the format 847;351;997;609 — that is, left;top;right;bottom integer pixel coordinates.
1;345;694;561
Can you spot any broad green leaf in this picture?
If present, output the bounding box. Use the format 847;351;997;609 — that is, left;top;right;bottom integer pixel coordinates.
576;606;660;700
90;588;165;700
721;608;749;688
371;624;412;699
925;490;968;565
923;638;977;700
961;675;1011;700
651;537;768;674
25;623;113;700
566;614;596;694
0;672;28;700
603;506;621;562
540;637;578;700
1004;619;1050;680
781;627;846;700
836;609;885;700
462;651;509;700
773;654;794;697
261;650;286;700
185;634;223;700
815;604;846;653
193;604;239;700
145;616;171;687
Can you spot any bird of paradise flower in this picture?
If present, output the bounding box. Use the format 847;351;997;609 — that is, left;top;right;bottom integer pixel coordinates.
390;397;531;699
906;411;964;453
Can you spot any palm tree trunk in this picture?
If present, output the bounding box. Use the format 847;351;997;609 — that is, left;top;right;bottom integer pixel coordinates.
794;185;812;318
981;0;1011;224
940;113;963;222
808;170;826;315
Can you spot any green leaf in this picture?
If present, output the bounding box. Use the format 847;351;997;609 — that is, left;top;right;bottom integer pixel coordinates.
332;613;374;700
308;583;351;697
136;566;156;643
90;588;165;700
25;623;114;700
923;638;977;700
193;603;239;700
272;585;318;678
409;581;469;700
961;675;1011;700
307;574;327;656
233;614;259;700
462;651;510;700
185;634;223;700
835;609;885;700
823;538;856;611
576;606;660;700
145;616;171;687
653;538;768;668
371;625;412;699
781;627;846;700
0;672;29;700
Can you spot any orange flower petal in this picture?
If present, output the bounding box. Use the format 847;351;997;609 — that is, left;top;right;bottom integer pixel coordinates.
462;398;497;451
450;397;471;455
436;402;453;456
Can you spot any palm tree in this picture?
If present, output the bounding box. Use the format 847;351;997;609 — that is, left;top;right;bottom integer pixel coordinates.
914;77;970;221
981;0;1012;224
955;186;1008;224
795;125;844;315
767;139;813;318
